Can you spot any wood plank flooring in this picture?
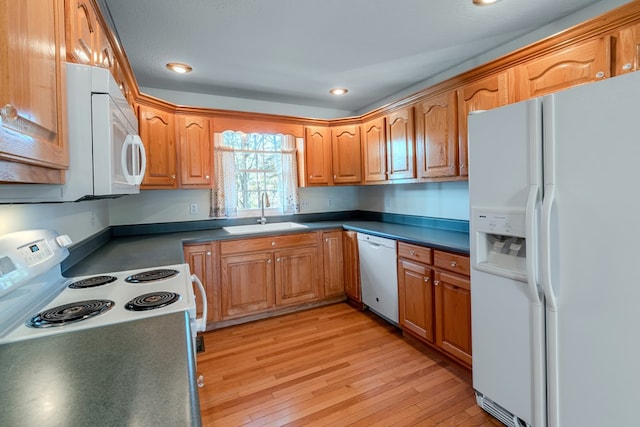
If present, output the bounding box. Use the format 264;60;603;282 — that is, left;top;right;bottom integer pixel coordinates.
196;303;501;426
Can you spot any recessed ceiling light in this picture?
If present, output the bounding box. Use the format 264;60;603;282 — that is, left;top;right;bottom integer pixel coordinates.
329;88;348;95
166;62;193;74
472;0;501;5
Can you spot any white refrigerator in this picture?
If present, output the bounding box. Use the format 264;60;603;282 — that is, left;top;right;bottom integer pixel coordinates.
468;70;640;427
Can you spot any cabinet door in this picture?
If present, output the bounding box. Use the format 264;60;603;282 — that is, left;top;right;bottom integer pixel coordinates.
416;92;458;179
361;117;387;183
398;259;434;343
65;0;96;65
331;125;362;184
386;107;415;181
342;230;361;302
434;270;472;366
517;37;611;100
0;0;68;183
94;24;114;70
615;23;640;75
183;242;220;324
221;252;275;319
177;115;212;188
138;104;177;188
274;246;319;306
304;126;332;186
458;71;512;177
322;231;345;297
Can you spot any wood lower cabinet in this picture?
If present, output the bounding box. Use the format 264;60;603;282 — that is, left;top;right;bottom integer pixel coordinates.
416;92;458;180
398;258;434;343
322;231;345;297
183;242;221;325
219;232;325;320
176;115;212;188
275;245;320;305
221;251;275;319
138;104;177;188
0;0;68;184
342;230;361;303
397;242;472;367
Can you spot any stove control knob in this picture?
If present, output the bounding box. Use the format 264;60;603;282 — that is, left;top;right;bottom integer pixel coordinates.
55;234;73;248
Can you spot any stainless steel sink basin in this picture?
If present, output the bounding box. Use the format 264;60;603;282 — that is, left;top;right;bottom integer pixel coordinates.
222;222;309;235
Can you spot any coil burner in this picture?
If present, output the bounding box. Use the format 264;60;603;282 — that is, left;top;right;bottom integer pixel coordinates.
28;299;115;328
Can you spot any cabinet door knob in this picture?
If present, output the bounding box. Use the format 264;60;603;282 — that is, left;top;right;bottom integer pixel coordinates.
205;175;210;179
171;175;176;179
206;251;211;256
309;175;312;180
622;63;633;71
424;276;430;282
434;280;440;286
325;238;329;242
409;250;416;256
595;71;605;79
1;104;18;122
276;257;281;262
271;241;276;246
450;261;457;267
460;163;466;168
267;259;272;264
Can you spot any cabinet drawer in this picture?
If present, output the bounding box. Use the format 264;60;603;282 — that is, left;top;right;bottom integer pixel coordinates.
398;242;432;265
221;232;318;254
434;251;469;276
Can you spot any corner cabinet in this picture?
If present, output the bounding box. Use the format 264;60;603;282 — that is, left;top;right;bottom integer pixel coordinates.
138;104;177;188
0;0;68;183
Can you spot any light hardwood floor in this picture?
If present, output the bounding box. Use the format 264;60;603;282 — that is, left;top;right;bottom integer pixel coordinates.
196;303;501;426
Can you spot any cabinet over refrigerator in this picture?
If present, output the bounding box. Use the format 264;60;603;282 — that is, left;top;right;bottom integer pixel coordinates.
468;70;640;427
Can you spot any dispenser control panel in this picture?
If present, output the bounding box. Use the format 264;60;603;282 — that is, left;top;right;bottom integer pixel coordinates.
472;209;526;237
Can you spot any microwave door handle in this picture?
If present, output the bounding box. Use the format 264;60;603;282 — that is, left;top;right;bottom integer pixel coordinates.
121;134;136;185
132;135;147;185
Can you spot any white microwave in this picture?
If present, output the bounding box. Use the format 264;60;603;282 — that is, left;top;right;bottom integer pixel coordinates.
0;63;146;202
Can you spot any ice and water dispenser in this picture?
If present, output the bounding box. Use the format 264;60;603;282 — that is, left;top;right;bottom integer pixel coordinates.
471;209;528;282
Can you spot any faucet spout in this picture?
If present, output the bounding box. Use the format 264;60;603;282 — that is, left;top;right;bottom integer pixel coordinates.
258;192;270;224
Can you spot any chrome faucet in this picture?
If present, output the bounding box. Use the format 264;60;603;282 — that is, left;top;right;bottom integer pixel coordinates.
257;192;270;224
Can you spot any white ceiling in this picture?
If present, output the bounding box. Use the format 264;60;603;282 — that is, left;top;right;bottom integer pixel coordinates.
102;0;618;114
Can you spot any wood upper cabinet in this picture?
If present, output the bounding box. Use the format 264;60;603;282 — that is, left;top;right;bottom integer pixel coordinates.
416;92;458;180
331;124;362;184
65;0;96;65
516;36;611;100
183;242;221;325
275;245;320;305
398;258;435;343
177;115;212;188
322;231;345;297
220;251;275;319
361;117;387;183
386;107;415;181
458;71;513;177
304;125;332;186
0;0;68;184
138;104;177;188
343;230;361;302
614;23;640;75
434;250;471;366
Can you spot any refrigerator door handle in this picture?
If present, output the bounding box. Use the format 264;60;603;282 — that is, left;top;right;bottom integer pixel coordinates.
541;184;558;311
525;184;542;304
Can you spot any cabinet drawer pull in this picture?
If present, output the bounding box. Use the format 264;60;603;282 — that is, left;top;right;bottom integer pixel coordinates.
450;261;457;267
271;241;276;246
409;250;416;256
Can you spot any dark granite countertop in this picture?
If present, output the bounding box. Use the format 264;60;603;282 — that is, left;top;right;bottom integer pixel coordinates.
0;311;201;427
64;218;469;277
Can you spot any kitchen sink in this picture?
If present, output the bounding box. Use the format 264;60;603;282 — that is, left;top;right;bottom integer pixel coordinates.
222;222;309;235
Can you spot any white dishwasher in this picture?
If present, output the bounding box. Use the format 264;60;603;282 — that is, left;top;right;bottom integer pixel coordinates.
357;233;398;324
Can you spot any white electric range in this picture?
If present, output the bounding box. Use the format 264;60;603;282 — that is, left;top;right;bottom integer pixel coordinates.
0;229;207;345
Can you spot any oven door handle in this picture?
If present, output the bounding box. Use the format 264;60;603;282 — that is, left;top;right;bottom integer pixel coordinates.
190;274;208;332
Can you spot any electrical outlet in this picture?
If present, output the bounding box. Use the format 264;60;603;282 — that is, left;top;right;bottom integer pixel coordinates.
190;203;198;214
